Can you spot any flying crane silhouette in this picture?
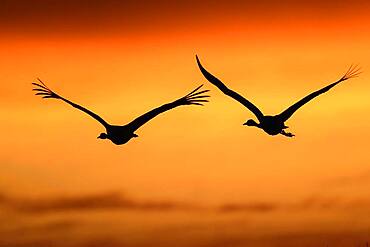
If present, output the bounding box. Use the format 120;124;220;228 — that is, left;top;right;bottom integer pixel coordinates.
32;79;209;145
196;55;361;137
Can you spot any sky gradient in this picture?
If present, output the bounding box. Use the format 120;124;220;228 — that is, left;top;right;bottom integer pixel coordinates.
1;1;370;246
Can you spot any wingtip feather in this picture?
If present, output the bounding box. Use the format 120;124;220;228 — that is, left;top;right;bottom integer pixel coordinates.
341;64;362;81
182;84;210;106
32;79;60;99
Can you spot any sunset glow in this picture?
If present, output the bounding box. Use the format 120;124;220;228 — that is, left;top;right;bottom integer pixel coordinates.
1;1;370;246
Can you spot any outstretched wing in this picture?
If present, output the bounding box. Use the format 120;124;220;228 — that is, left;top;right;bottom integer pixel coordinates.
126;84;209;132
32;78;110;128
278;65;361;122
196;55;264;121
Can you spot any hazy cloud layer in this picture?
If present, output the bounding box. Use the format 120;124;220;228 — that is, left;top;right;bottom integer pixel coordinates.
218;202;279;213
219;195;370;213
1;191;370;214
0;191;370;247
1;230;369;247
0;191;194;213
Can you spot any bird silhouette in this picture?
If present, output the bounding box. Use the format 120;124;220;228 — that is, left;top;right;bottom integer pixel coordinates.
32;79;209;145
196;55;361;137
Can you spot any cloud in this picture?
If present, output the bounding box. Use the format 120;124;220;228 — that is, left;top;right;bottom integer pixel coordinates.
2;228;369;247
0;191;195;214
217;195;370;213
218;202;279;213
0;191;284;214
1;191;370;247
1;190;370;215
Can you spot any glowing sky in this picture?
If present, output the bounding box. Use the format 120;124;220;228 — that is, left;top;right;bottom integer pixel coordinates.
1;1;370;246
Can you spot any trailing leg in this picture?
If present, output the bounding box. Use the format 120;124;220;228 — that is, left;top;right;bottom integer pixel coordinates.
281;130;295;137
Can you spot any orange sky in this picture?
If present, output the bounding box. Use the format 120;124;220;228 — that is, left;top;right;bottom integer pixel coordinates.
1;1;370;246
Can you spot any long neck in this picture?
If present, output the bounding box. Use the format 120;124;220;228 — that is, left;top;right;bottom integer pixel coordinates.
249;120;261;128
254;122;262;128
